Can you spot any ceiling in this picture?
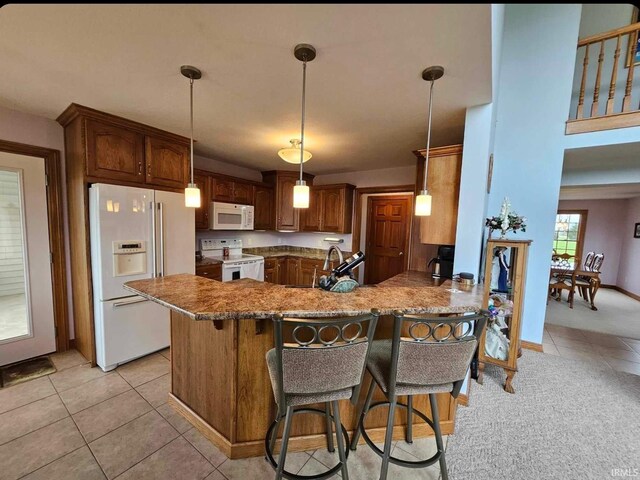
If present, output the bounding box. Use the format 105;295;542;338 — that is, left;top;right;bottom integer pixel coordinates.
563;142;640;173
559;183;640;200
0;4;492;175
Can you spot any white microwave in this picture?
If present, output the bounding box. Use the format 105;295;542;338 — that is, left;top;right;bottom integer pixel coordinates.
209;202;254;230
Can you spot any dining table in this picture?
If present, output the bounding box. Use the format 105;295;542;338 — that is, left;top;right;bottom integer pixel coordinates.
550;258;601;310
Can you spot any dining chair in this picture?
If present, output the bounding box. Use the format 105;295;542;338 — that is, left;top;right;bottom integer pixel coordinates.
549;254;577;308
583;251;595;269
576;251;596;300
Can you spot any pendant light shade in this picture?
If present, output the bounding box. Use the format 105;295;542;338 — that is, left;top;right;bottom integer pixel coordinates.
181;65;202;208
415;65;444;217
290;43;316;209
278;139;312;164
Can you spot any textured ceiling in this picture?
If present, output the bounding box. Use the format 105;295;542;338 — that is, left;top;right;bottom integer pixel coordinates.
0;4;492;175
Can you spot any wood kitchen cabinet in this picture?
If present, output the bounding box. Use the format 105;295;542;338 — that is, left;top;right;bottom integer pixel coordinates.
301;184;355;233
194;170;211;230
212;177;234;202
196;263;222;281
85;119;146;184
254;185;274;230
414;145;463;245
145;136;190;189
211;176;254;205
262;171;315;231
57;103;191;365
285;257;300;285
264;257;283;284
232;182;254;205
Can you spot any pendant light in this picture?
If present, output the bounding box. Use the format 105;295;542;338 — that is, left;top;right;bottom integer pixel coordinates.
291;44;316;209
181;65;202;208
278;139;312;164
415;65;444;216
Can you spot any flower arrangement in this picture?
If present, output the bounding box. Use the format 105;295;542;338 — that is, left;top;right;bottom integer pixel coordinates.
485;197;526;238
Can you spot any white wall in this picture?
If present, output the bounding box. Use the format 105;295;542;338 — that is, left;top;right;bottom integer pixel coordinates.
618;196;640;295
558;199;628;285
487;4;582;344
0;106;73;338
314;165;415;188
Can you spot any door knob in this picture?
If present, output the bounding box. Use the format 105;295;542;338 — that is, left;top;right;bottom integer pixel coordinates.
399;252;404;256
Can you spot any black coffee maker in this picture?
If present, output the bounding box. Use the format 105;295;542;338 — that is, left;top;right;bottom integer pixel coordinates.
427;245;455;279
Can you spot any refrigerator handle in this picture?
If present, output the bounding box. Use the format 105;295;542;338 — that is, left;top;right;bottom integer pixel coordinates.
158;202;165;277
151;201;157;278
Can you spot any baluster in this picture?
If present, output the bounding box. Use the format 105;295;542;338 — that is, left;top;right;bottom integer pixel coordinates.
623;30;638;112
591;41;605;117
577;44;590;119
606;35;622;115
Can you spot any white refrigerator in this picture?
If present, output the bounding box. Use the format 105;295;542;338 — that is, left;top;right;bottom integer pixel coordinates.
89;183;194;371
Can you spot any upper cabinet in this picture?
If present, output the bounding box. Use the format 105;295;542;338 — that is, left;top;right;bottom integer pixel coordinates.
212;177;234;202
414;145;463;245
262;171;315;231
59;104;190;191
254;185;274;230
85;119;146;184
193;170;211;230
145;136;189;189
212;176;254;204
301;184;355;233
232;182;254;205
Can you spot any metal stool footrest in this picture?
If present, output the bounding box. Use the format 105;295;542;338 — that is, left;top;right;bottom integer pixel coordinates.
359;401;442;469
265;407;350;480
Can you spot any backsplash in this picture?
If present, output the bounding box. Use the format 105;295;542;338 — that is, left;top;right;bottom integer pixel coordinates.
195;230;352;252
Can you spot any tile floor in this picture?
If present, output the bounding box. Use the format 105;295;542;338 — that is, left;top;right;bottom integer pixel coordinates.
543;324;640;376
0;348;446;480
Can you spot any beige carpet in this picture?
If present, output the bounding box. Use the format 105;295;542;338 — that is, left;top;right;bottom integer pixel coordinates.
545;288;640;340
446;351;640;479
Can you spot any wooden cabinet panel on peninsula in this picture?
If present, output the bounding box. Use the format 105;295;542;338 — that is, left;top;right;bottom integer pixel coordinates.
57;103;191;365
301;184;355;233
413;144;463;245
262;171;315;231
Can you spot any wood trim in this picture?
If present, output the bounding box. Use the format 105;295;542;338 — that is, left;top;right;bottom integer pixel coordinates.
0;139;69;352
521;340;544;353
457;394;469;407
169;393;454;459
56;103;189;145
565;110;640;134
351;185;415;253
611;285;640;302
578;22;640;47
556;209;588;263
412;144;463;159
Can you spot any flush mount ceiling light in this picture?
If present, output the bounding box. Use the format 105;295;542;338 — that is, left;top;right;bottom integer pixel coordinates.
415;65;444;217
181;65;202;208
290;43;316;209
278;139;312;164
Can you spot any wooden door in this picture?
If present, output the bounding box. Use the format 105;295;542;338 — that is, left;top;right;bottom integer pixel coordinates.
145;136;189;188
320;188;344;232
212;177;234;202
232;182;254;205
254;185;274;230
193;171;211;230
300;188;321;232
277;175;299;231
85;119;145;183
364;196;412;284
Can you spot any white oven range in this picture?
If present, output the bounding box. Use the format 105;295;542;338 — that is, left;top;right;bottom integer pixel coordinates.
200;239;264;282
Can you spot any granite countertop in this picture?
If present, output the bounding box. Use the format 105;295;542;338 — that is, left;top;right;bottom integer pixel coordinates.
244;246;352;261
195;257;223;267
124;271;483;321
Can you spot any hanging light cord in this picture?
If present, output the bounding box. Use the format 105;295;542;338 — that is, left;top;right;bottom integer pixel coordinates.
189;76;195;186
422;78;435;192
299;55;307;182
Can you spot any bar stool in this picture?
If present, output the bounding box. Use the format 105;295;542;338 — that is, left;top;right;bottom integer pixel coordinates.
265;310;379;480
350;310;488;480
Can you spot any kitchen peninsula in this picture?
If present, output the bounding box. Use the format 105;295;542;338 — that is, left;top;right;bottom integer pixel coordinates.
124;271;482;459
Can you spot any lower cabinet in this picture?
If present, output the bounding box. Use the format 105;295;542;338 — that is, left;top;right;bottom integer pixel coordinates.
196;263;222;281
265;256;332;286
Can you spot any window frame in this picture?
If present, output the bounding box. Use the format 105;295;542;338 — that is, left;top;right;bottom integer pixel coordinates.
554;209;589;263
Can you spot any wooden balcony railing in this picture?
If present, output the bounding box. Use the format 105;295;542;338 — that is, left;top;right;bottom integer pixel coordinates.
566;22;640;134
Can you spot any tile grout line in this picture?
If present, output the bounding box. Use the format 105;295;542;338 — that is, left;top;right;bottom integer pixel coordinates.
0;391;59;419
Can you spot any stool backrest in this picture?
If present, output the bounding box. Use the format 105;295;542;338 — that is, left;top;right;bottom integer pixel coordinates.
271;310;379;410
584;251;595;269
387;311;488;398
591;253;604;272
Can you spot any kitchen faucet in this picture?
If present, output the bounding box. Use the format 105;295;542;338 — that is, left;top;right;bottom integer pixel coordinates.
323;245;344;271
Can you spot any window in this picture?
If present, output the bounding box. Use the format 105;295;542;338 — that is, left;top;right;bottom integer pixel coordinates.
553;210;588;260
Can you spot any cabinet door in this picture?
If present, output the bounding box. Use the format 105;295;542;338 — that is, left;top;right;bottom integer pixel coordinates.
285;257;300;285
145;136;189;188
212;177;234;202
277;176;299;231
194;172;211;230
196;264;222;281
85;119;145;183
277;258;286;285
419;152;462;245
254;186;274;230
300;188;321;232
232;182;254;205
320;188;344;232
299;259;321;287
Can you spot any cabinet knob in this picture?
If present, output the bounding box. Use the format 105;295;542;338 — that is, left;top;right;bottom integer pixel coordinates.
399;251;404;256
